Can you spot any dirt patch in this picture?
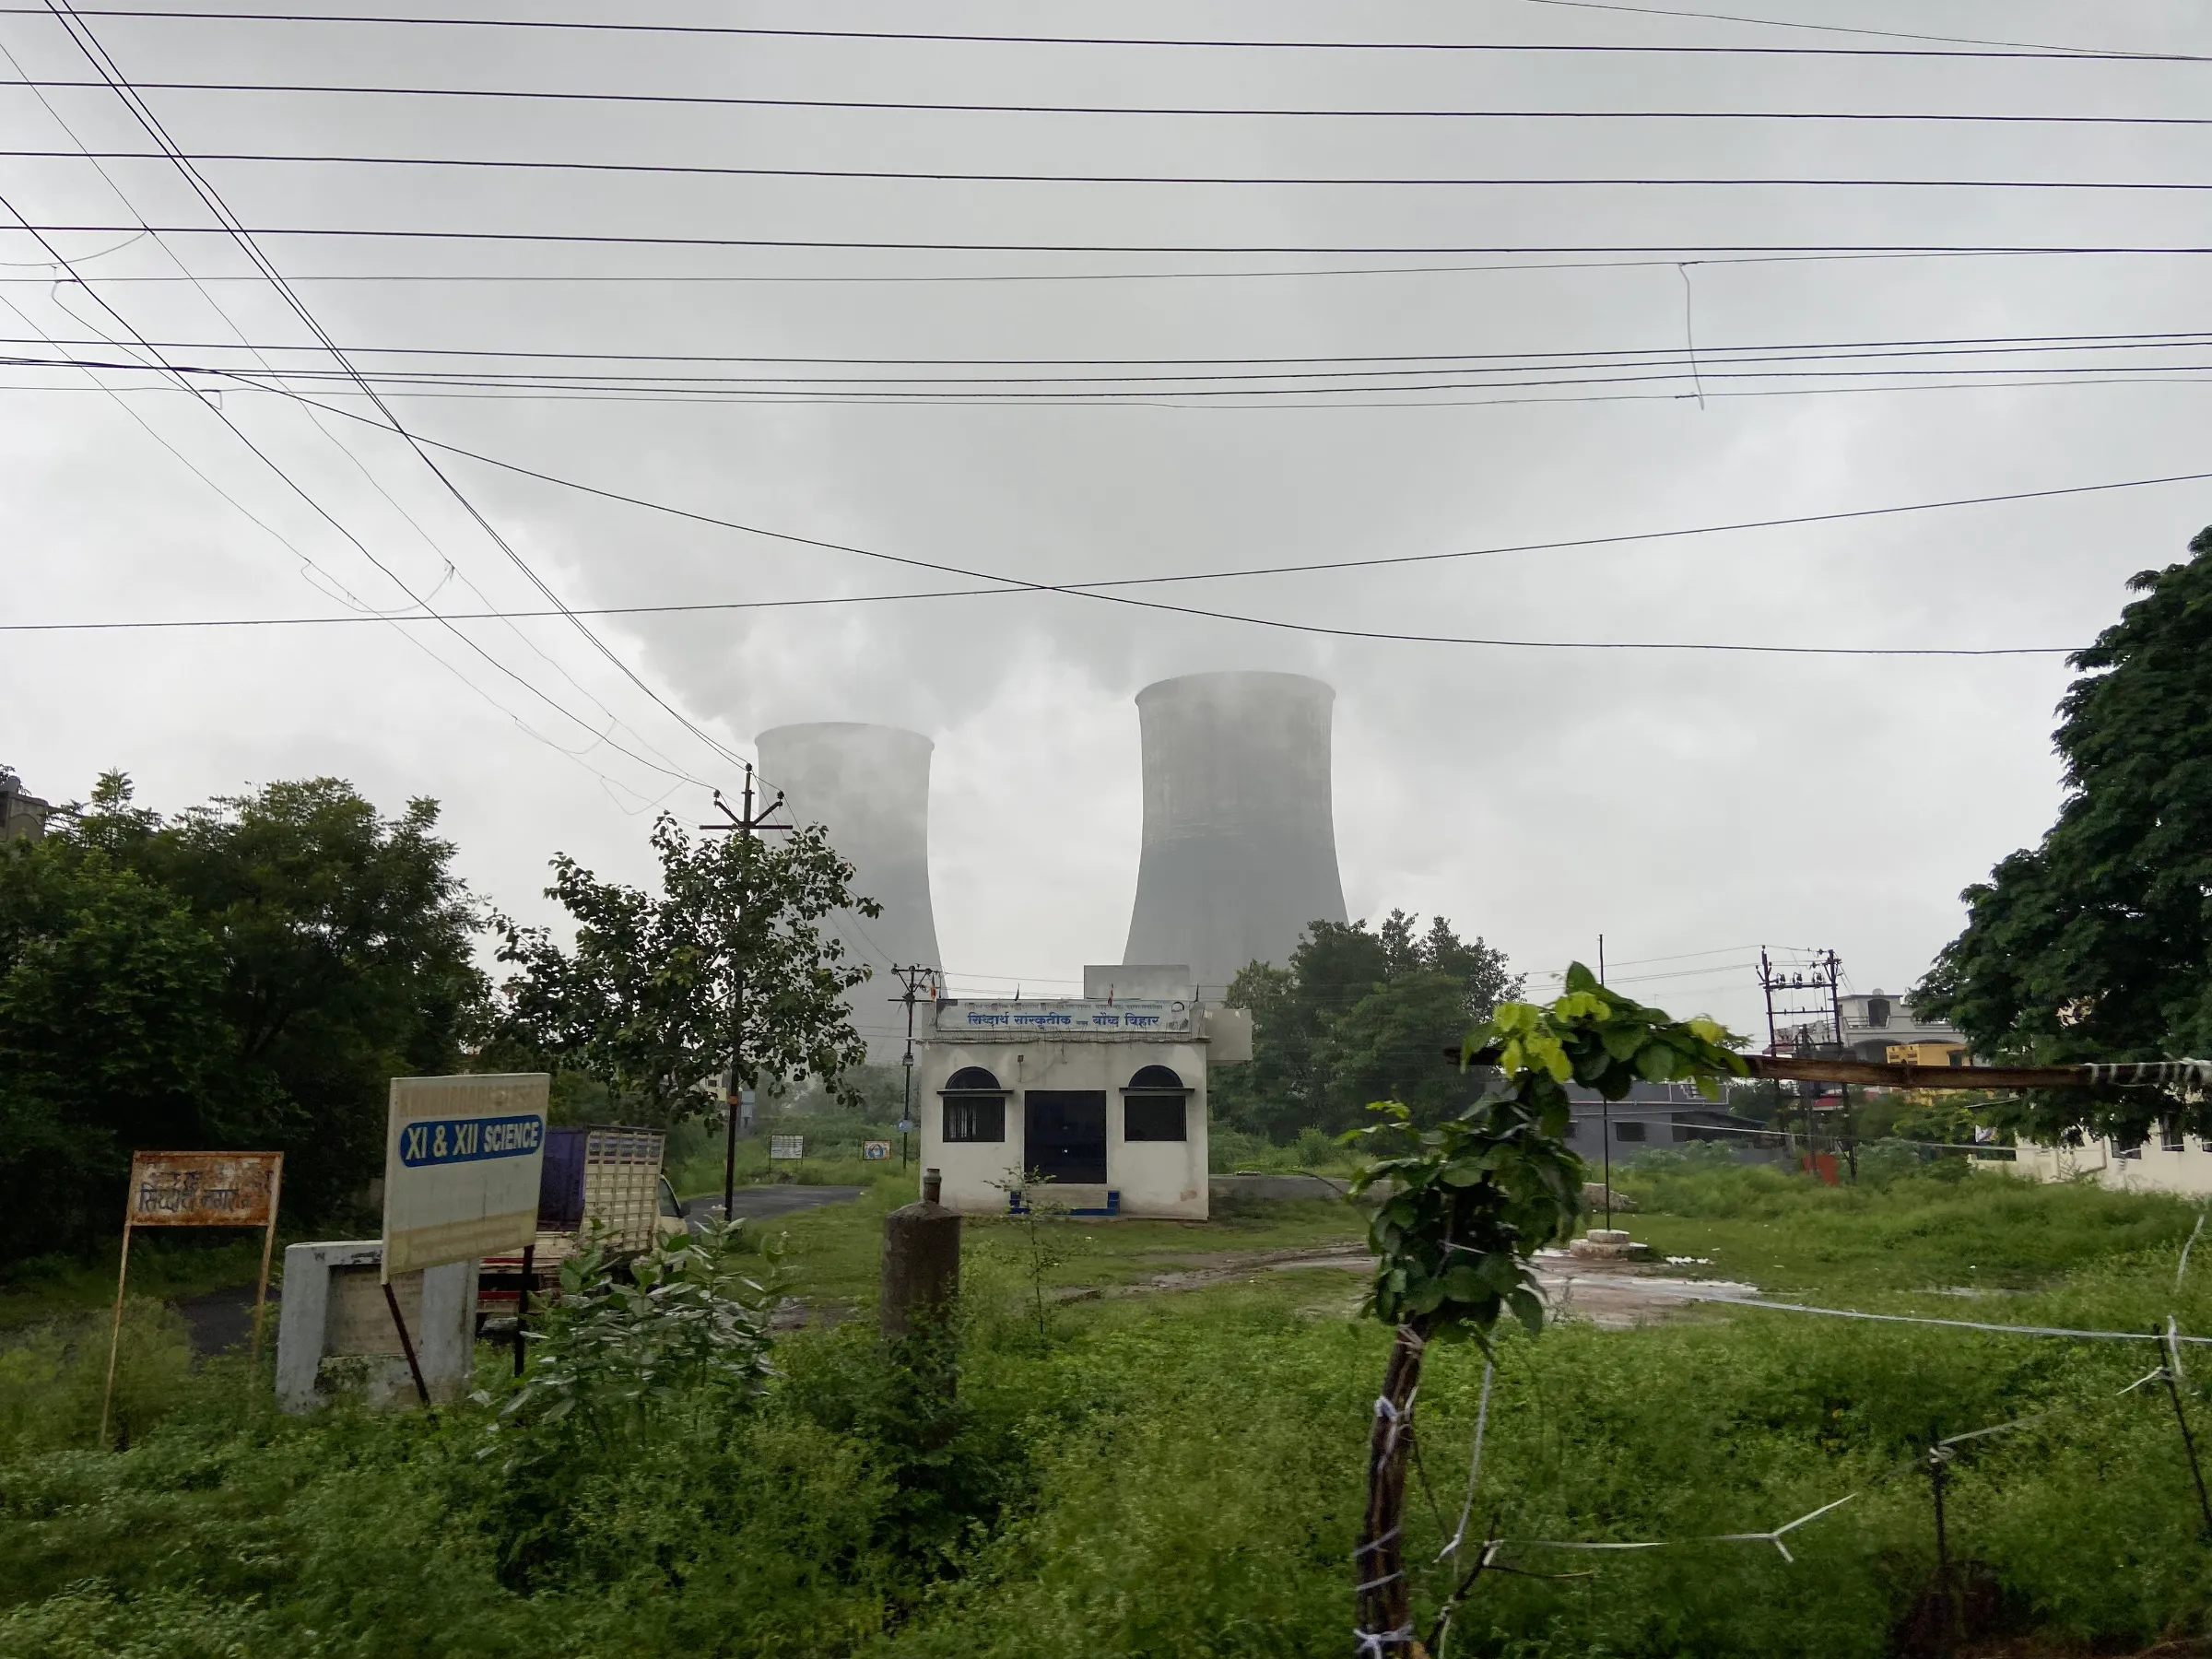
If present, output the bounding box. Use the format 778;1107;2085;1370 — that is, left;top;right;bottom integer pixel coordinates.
1077;1243;1757;1330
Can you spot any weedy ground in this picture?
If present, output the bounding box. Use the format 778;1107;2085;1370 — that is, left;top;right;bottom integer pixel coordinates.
4;1159;2212;1658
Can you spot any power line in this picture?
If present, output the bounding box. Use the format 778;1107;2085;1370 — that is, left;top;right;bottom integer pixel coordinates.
8;78;2212;124
18;150;2212;194
0;200;707;798
0;8;2194;61
12;381;2206;654
0;29;708;794
1507;0;2130;56
18;323;2212;372
0;247;2192;288
18;351;2211;397
32;0;753;787
18;225;2212;260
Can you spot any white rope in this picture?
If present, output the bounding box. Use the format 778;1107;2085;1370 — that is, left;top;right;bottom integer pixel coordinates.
2178;1210;2206;1292
1511;1493;1856;1559
2169;1314;2190;1385
1353;1624;1416;1656
1354;1569;1406;1594
1439;1360;1495;1561
1616;1282;2212;1345
1351;1524;1402;1559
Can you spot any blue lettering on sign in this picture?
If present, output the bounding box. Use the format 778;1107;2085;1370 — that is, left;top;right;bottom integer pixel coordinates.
398;1113;544;1168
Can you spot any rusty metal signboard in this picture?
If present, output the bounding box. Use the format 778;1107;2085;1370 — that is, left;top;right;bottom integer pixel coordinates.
127;1150;281;1228
103;1149;285;1443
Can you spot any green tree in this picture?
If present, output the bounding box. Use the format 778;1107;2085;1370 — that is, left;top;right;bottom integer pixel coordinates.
1215;910;1519;1142
493;814;878;1124
1920;524;2212;1144
0;774;485;1256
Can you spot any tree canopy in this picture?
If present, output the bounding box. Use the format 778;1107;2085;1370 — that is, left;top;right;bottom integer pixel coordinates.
0;774;484;1258
1212;910;1519;1141
492;814;878;1124
1919;524;2212;1142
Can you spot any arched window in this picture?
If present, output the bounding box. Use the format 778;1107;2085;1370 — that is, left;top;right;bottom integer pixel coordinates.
939;1065;1006;1143
1121;1065;1190;1142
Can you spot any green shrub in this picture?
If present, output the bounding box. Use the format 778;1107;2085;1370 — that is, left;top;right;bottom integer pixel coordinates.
0;1297;193;1455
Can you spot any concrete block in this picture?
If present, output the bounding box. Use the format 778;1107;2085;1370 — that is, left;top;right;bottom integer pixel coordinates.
276;1240;479;1414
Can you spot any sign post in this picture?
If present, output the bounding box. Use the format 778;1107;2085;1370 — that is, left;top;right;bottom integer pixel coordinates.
101;1150;283;1446
381;1075;548;1402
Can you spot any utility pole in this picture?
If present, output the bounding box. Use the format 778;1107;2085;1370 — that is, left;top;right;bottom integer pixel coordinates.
702;762;791;1226
889;963;941;1171
1597;936;1611;1229
1758;947;1845;1177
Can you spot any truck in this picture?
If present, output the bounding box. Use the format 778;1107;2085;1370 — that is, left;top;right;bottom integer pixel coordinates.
477;1125;688;1340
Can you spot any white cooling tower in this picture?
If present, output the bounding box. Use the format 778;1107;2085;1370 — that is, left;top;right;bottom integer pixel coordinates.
1121;672;1347;994
754;723;942;1060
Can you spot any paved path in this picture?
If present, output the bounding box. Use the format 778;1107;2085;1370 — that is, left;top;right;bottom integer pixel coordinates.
682;1184;865;1225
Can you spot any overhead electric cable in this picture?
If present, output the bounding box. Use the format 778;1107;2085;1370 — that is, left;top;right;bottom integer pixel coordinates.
16;324;2211;376
1508;0;2124;54
7;372;2202;655
17;345;2212;404
19;149;2212;193
0;247;2190;287
0;195;705;794
0;7;2191;60
33;0;750;782
0;33;697;784
17;225;2212;259
7;78;2210;124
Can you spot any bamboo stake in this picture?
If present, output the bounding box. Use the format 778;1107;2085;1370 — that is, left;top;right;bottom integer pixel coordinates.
1355;1322;1430;1658
98;1218;134;1448
249;1155;284;1367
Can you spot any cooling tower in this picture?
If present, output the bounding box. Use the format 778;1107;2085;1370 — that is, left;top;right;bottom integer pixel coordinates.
754;724;942;1060
1122;672;1347;994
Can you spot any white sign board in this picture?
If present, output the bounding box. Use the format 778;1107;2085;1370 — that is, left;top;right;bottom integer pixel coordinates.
770;1135;806;1160
381;1074;549;1280
935;998;1190;1034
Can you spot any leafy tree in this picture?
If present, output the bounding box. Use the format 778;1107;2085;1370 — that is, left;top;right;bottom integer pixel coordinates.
0;774;485;1258
1919;524;2212;1144
494;814;878;1125
1214;910;1519;1141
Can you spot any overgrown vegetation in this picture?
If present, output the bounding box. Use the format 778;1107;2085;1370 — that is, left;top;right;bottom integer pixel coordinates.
9;1167;2212;1657
0;773;483;1259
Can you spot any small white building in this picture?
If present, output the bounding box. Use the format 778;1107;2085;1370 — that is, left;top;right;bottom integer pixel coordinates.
2009;1124;2212;1197
915;965;1246;1219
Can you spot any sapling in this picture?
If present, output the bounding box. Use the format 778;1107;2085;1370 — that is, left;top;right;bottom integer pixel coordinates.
1347;964;1744;1658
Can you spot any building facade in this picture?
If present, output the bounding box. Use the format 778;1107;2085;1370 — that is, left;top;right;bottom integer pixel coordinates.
2010;1124;2212;1197
916;968;1218;1218
1563;1082;1780;1166
1837;990;1967;1064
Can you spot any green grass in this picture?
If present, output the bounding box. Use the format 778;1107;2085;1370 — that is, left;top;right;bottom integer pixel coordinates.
11;1161;2212;1657
764;1184;1364;1307
1615;1156;2202;1298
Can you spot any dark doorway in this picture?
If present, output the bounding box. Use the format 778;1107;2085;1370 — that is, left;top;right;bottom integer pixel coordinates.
1025;1091;1108;1184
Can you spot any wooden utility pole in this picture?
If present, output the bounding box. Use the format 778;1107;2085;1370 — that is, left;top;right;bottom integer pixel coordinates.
702;763;791;1227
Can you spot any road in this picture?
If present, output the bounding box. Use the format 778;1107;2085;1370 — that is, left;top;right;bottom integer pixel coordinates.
681;1184;865;1225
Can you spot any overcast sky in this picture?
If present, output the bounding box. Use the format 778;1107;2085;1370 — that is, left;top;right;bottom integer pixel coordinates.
5;0;2209;1044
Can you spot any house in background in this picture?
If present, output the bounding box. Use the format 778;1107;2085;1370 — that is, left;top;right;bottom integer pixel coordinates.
2011;1121;2212;1197
1563;1082;1780;1167
1838;989;1967;1065
0;769;51;841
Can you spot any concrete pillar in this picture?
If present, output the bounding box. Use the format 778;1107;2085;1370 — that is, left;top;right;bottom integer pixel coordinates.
275;1240;478;1413
880;1169;961;1339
